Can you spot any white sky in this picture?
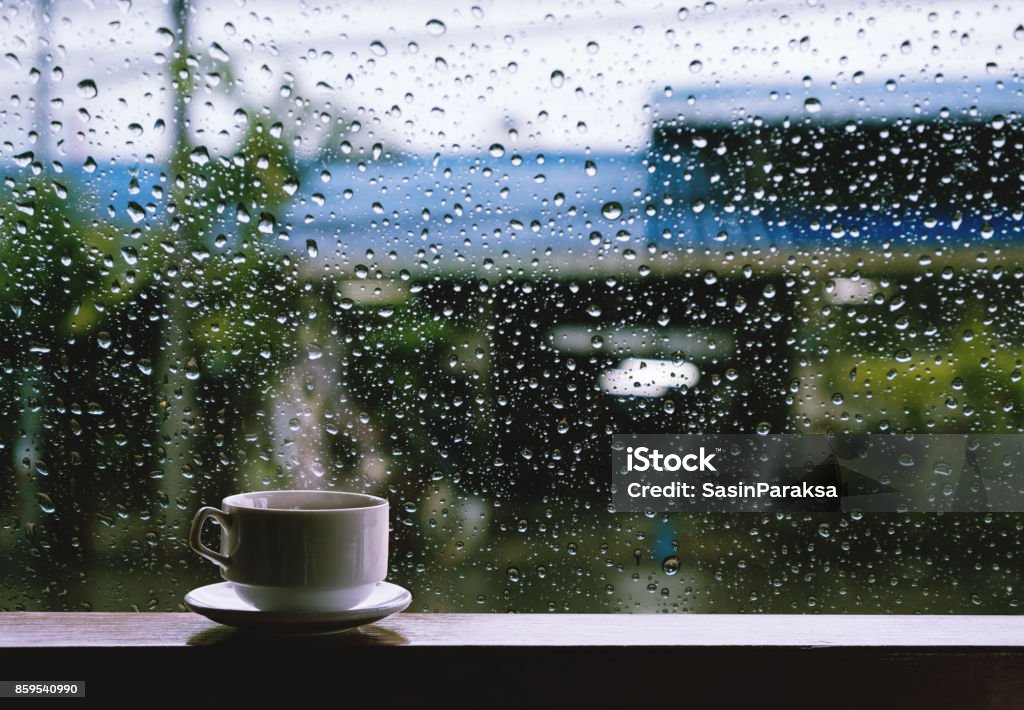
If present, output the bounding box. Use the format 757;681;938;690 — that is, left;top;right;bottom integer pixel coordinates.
0;0;1020;162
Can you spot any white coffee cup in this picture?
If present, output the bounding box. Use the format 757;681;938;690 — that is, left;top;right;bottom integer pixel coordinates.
189;490;389;612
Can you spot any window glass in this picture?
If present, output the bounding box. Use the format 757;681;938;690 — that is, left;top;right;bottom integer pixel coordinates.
1;0;1021;612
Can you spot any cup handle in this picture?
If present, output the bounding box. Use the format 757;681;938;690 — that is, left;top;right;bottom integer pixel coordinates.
189;506;232;569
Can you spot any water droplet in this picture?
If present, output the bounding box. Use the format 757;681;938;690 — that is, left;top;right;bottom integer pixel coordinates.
601;201;623;220
550;70;565;88
585;160;597;177
156;27;175;47
36;492;56;514
189;146;210;165
804;97;822;113
257;213;276;234
662;555;680;576
689;59;703;73
76;79;98;99
209;41;229;62
506;566;520;583
126;202;145;223
426;19;447;36
306;239;318;258
586;41;600;54
370;41;388;57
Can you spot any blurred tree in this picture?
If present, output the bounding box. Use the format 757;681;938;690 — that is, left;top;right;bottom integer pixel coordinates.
149;0;306;534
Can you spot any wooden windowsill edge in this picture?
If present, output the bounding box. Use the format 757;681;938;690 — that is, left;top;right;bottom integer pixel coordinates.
5;613;1024;707
2;612;1024;649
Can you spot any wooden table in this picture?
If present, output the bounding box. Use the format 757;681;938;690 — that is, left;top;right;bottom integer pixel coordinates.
3;613;1024;707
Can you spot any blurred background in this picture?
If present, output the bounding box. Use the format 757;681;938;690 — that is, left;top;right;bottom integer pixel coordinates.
1;0;1023;612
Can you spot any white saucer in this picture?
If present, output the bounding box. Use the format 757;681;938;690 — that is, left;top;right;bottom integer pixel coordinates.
184;581;412;635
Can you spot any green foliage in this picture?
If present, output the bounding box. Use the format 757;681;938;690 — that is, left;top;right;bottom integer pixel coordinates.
810;314;1024;433
0;171;103;336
